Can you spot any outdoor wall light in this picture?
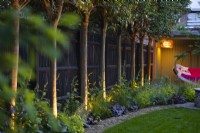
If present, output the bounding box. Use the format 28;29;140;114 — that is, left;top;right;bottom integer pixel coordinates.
160;39;173;48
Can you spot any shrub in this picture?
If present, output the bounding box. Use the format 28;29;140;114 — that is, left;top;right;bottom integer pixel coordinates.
88;89;112;120
150;93;168;105
135;89;151;107
58;106;86;133
60;76;81;115
182;84;195;102
135;79;179;107
108;78;137;108
161;84;178;100
0;79;85;133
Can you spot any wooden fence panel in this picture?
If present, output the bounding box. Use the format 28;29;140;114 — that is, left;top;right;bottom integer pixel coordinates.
106;36;118;88
18;31;154;99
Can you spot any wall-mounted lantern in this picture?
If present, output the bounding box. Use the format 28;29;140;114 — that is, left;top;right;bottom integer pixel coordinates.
160;39;173;48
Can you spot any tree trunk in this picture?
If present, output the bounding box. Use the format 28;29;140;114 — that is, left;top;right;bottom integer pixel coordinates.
101;14;108;99
117;31;122;83
50;26;57;118
80;15;89;110
140;37;144;86
147;36;152;82
45;0;63;118
130;33;136;82
11;0;19;129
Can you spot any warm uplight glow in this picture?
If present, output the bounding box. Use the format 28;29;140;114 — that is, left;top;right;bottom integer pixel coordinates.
160;39;173;48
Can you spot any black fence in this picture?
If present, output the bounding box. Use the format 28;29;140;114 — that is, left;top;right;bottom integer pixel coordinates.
19;31;153;99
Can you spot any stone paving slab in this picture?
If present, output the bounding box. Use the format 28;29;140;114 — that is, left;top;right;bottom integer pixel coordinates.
176;102;200;110
84;103;200;133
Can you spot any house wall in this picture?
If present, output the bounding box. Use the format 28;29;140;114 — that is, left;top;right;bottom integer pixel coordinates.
155;38;200;81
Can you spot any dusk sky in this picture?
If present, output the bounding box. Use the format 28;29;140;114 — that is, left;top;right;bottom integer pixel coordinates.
190;0;200;9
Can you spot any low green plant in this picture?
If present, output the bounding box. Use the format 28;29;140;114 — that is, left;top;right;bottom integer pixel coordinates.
181;83;195;101
108;78;136;108
61;76;81;115
58;106;86;133
135;78;179;107
150;93;168;105
88;89;112;120
135;89;151;107
0;78;85;133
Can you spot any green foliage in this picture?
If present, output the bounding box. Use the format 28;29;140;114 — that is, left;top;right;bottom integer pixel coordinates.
58;107;86;133
61;76;81;115
135;89;151;107
183;87;195;102
88;88;112;120
0;78;85;132
179;83;196;102
108;78;137;108
0;6;83;132
60;13;80;29
136;78;178;107
87;74;113;120
147;0;190;37
151;84;178;106
72;0;94;15
174;52;188;61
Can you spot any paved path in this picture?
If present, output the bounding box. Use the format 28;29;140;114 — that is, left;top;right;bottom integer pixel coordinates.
175;102;200;110
85;102;200;133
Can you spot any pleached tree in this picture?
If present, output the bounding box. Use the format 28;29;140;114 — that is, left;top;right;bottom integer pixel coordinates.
41;0;64;118
110;0;134;82
67;0;94;110
94;0;132;98
99;7;108;99
95;0;113;99
133;1;155;86
10;0;29;129
126;1;138;82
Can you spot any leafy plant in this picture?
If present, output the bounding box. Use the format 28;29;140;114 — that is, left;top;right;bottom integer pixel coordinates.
135;89;151;107
136;78;179;107
181;83;195;102
111;103;126;117
108;78;136;108
61;76;81;115
88;88;112;120
0;75;86;133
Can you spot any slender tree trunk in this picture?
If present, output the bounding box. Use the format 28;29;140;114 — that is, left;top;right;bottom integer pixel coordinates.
130;33;136;81
11;0;19;109
147;36;152;82
11;0;19;129
139;36;144;86
81;15;89;110
43;0;64;117
117;31;122;83
101;14;108;99
50;26;58;117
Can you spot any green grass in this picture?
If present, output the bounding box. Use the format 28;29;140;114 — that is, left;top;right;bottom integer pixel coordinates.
103;108;200;133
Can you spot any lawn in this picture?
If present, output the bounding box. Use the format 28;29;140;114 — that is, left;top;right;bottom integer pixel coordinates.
103;108;200;133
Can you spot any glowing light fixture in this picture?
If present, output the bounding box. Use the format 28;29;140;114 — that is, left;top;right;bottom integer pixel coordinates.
160;39;173;48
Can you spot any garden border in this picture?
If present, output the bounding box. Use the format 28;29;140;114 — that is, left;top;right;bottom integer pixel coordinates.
85;102;200;133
